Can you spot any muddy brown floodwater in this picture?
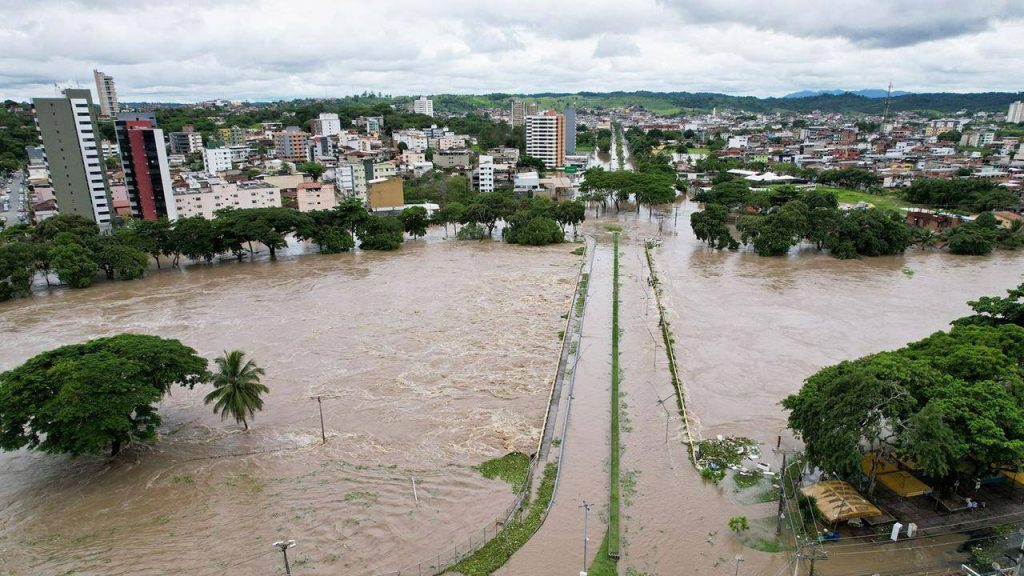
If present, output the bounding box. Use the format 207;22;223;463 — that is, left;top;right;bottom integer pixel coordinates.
0;236;578;576
635;200;1023;576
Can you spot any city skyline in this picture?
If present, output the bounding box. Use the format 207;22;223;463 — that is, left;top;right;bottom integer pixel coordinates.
2;0;1022;103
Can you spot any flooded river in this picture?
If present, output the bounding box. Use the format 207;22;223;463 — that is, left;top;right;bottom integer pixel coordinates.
0;236;579;575
629;200;1024;575
2;199;1022;576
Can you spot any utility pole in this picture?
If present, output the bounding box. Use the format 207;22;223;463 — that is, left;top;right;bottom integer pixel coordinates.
1013;527;1024;576
273;540;296;575
580;500;592;575
776;452;788;535
317;396;326;444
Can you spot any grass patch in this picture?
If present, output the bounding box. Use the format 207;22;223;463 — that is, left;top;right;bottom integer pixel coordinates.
687;147;711;155
733;469;764;490
449;462;557;576
819;186;917;211
604;224;623;232
575;273;589;317
342;490;378;508
748;537;788;553
477;452;530;493
172;474;193;485
571;246;586;256
588;532;618;576
609;232;621;557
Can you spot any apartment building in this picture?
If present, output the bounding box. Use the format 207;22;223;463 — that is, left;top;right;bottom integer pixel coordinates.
174;181;282;219
308;135;336;162
431;135;467;150
474;154;495;192
433;149;471;169
564;106;577;155
32;88;114;226
274;126;311;162
219;125;247;146
364;116;384;134
413;96;434;117
511;99;525;127
401;150;426;167
114;113;177;220
525;111;565;168
312;113;342;136
336;161;367;198
296;182;339;212
203;147;233;174
1009;101;1024;124
169;131;204;154
394;129;429;151
367;177;404;211
92;69;119;118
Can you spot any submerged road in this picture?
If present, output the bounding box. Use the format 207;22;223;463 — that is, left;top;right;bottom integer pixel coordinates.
500;235;615;575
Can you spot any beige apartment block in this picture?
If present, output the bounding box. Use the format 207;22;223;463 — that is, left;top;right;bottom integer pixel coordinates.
174;182;282;219
296;182;339;212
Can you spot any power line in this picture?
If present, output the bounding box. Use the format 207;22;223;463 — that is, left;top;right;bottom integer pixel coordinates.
824;507;1024;547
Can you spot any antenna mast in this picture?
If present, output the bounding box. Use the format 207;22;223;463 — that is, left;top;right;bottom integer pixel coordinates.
880;81;893;134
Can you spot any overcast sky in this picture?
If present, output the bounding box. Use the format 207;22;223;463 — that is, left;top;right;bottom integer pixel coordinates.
2;0;1022;103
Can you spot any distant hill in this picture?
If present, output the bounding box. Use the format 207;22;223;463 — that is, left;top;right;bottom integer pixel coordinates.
433;90;1023;116
783;89;913;99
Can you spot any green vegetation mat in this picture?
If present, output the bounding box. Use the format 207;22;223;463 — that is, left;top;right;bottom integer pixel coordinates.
477;452;531;492
609;233;621;557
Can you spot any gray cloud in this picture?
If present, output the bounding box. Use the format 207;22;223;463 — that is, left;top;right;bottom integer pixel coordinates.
593;36;641;58
0;0;1021;102
659;0;1022;47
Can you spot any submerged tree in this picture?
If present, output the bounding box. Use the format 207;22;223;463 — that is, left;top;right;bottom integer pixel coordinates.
204;350;268;431
0;334;209;456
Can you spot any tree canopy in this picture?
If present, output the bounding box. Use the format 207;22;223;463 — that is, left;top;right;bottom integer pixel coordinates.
0;334;209;456
783;319;1024;490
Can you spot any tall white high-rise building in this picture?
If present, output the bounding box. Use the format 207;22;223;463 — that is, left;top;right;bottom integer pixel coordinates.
475;155;495;192
312;112;342;136
1009;101;1024;124
413;96;434;117
93;69;119;118
525;111;565;168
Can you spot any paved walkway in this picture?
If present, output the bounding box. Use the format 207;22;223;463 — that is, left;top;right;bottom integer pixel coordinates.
499;239;614;575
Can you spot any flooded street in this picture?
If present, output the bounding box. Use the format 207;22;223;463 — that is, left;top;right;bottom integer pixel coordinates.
0;236;579;575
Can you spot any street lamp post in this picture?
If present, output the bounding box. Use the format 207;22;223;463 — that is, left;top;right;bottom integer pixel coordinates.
273;539;296;575
317;396;326;444
580;500;592;575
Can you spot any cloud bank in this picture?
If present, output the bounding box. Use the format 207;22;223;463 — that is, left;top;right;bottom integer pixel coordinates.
1;0;1021;102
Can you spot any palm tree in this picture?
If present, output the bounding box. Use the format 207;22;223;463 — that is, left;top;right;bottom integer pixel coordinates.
204;350;268;430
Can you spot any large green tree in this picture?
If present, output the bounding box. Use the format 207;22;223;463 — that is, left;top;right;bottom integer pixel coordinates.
690;203;738;250
784;321;1024;492
0;334;209;456
953;283;1024;328
399;206;430;239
